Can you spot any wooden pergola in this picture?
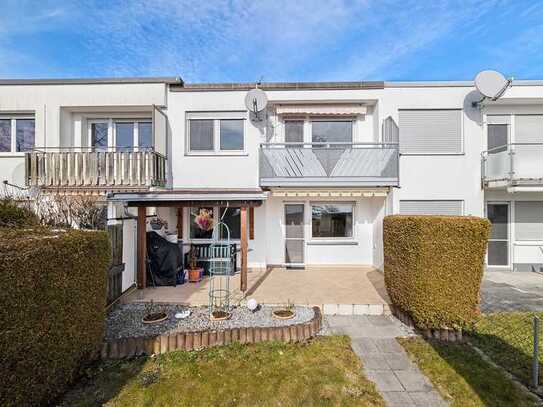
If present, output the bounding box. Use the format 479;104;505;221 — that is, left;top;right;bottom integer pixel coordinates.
114;189;267;293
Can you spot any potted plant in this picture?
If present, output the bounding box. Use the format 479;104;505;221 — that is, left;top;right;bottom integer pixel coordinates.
187;245;204;283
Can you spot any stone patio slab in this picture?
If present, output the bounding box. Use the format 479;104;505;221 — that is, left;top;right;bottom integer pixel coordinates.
365;370;404;392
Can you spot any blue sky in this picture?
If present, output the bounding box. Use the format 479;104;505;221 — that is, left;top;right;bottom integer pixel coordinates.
1;0;543;82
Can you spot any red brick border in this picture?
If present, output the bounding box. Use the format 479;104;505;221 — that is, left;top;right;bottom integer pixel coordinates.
102;306;322;359
393;307;464;342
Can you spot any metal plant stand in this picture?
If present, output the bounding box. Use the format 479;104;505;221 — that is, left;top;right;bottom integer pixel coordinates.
208;221;233;320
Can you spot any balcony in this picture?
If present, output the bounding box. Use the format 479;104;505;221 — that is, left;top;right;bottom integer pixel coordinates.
259;143;399;187
482;143;543;189
25;148;166;190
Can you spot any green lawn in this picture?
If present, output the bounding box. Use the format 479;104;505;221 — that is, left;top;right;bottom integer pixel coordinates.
469;312;543;387
399;337;537;407
61;336;385;407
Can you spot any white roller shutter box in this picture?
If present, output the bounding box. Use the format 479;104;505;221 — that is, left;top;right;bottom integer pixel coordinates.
399;109;462;154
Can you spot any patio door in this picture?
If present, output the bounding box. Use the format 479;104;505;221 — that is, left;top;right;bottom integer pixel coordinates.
487;203;510;267
284;204;305;268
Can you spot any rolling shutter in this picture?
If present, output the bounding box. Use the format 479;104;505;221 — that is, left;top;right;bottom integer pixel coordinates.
515;115;543;143
400;200;464;215
515;201;543;240
399;109;462;154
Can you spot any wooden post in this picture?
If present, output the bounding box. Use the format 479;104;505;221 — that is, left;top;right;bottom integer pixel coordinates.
240;206;248;292
176;207;183;239
249;207;255;240
137;206;147;289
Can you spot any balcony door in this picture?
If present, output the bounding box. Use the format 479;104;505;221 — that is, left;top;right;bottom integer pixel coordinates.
487;202;510;268
284;204;305;268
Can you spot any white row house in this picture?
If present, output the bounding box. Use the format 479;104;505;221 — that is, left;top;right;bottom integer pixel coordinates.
1;76;542;294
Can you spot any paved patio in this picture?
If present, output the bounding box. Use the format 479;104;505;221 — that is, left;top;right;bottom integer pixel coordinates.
123;266;391;314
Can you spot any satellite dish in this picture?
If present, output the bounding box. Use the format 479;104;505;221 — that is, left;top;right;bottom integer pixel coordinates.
474;70;510;99
245;88;268;114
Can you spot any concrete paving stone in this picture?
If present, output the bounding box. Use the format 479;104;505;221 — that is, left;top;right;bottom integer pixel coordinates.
351;338;379;356
367;304;384;315
383;352;415;371
360;354;390;370
353;304;370;315
366;370;405;392
409;390;449;407
374;338;404;353
367;315;396;326
394;370;434;392
323;304;339;315
337;304;354;315
381;391;416;407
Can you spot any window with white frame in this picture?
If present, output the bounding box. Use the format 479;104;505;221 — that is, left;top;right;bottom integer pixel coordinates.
284;120;304;145
311;120;353;145
311;203;354;238
88;119;152;151
189;206;242;240
187;114;245;153
0;115;35;153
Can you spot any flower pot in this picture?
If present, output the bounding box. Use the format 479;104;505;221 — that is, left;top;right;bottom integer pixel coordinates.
188;267;204;283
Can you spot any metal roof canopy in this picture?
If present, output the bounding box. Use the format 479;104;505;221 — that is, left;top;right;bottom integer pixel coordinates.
108;189;268;207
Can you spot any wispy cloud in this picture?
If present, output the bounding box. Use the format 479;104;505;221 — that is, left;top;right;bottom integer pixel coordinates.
0;0;541;81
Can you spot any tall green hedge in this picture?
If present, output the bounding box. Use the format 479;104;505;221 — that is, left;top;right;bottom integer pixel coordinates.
0;229;111;406
0;198;39;228
384;215;491;330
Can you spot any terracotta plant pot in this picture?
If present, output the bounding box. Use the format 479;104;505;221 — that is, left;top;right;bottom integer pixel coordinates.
188;267;204;283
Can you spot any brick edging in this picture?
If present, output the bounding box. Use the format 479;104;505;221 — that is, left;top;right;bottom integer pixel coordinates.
393;307;464;342
101;306;322;359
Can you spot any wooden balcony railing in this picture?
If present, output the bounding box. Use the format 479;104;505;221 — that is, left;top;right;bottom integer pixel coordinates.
25;148;166;189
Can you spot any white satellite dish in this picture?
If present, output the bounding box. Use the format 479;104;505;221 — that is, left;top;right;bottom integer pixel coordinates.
474;70;510;99
245;88;268;114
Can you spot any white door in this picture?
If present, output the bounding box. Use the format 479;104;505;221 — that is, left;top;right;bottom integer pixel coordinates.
284;204;305;268
487;202;510;268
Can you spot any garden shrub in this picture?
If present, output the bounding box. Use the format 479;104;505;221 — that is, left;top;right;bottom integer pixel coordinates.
0;198;39;228
384;215;490;330
0;228;111;406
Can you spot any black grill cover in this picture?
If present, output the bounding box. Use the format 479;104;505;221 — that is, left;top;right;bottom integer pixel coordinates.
146;231;182;286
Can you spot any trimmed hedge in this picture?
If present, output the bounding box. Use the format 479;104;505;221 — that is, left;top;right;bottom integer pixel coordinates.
384;215;490;330
0;229;110;406
0;199;39;228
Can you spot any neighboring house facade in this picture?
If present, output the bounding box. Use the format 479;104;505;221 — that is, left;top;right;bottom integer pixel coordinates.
1;77;542;294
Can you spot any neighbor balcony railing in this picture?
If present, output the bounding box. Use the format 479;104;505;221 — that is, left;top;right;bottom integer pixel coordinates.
482;143;543;188
259;142;399;187
25;147;166;189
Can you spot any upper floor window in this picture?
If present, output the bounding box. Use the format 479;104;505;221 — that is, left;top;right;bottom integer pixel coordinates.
187;114;245;154
284;120;304;145
399;109;463;154
88;119;152;151
311;120;353;145
0;115;35;153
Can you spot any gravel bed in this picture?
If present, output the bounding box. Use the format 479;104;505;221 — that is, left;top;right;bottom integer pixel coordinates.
105;303;315;341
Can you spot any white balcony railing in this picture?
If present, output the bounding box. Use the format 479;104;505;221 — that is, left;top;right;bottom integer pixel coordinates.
482;143;543;188
25;147;166;189
259;142;399;187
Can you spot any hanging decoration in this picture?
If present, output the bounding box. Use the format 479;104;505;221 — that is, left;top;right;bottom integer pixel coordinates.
194;208;214;231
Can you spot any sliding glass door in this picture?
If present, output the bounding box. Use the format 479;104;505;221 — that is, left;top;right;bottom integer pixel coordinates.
487;203;510;267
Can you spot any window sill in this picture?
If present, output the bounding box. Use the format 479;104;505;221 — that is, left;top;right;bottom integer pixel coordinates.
185;152;249;157
306;240;358;246
0;152;26;157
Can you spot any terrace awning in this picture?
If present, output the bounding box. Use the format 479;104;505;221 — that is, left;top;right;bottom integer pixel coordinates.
275;103;367;116
108;188;268;207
